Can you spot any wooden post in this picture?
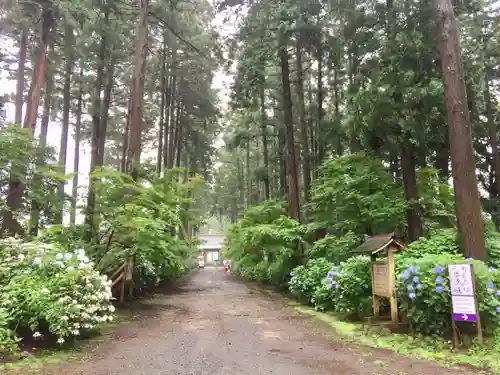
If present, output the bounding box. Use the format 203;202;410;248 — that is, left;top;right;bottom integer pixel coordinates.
370;256;380;317
387;248;398;323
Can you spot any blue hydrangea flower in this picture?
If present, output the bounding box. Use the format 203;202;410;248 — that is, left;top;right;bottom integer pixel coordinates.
416;284;423;290
32;257;41;266
401;271;409;281
433;265;444;275
407;285;414;292
409;292;416;300
496;290;500;297
435;286;444;293
331;280;337;285
496;306;500;313
488;281;495;290
489;266;496;272
291;276;297;282
412;276;419;283
408;267;417;275
435;276;443;284
326;283;333;290
465;257;472;262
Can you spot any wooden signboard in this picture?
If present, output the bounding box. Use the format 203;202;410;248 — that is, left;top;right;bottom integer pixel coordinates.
352;234;405;323
125;258;134;281
372;262;390;297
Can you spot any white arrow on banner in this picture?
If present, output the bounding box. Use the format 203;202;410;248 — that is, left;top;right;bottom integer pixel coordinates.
462;314;468;320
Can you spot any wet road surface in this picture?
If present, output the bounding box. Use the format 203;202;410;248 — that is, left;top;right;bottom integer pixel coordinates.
39;267;476;375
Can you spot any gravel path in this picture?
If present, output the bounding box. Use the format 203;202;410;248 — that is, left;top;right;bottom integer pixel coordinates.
37;267;477;375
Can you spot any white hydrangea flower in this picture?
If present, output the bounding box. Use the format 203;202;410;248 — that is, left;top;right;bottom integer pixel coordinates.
33;331;42;338
57;338;65;344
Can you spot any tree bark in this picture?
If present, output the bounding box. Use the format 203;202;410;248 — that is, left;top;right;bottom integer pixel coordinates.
295;40;311;203
260;84;270;200
433;0;485;259
15;27;27;125
279;33;300;221
84;10;108;240
70;67;83;226
400;138;423;241
29;62;54;235
1;7;55;236
157;36;167;175
57;24;74;224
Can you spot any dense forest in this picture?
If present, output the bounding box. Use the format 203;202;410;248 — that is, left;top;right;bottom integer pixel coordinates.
0;0;222;355
0;0;500;360
214;0;500;260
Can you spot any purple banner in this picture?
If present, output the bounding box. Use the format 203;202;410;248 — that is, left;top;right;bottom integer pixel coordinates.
453;313;477;322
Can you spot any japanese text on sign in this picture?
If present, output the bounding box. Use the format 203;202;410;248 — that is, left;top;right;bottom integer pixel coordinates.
372;263;389;297
448;264;477;323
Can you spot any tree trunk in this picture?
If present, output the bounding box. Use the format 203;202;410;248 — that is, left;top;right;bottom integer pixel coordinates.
57;25;74;224
433;0;485;259
70;67;83;226
295;40;311;203
279;33;300;221
1;7;54;236
400;138;423;242
15;27;27;125
97;56;115;167
84;11;108;240
157;36;167;175
260;84;270;200
484;67;500;230
29;65;54;235
315;33;324;166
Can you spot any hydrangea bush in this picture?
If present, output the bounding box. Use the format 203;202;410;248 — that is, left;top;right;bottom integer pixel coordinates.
288;258;332;304
397;253;500;335
0;238;115;355
289;256;373;319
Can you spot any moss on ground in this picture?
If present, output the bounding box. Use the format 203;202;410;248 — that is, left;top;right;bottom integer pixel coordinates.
291;302;500;373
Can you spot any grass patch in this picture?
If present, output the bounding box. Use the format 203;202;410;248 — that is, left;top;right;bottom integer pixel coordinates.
292;303;500;373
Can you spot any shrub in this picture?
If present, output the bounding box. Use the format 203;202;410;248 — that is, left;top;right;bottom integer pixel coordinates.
397;253;500;336
224;201;306;287
331;255;373;319
0;238;114;350
288;255;373;319
308;232;361;263
401;229;458;260
288;258;333;304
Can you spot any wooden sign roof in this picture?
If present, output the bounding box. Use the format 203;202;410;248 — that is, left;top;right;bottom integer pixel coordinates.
351;233;405;255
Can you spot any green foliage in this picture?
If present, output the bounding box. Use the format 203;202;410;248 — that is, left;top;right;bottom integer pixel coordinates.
65;168;201;285
0;125;70;232
0;238;114;355
288;258;332;304
308;232;361;263
310;153;406;235
399;229;458;261
223;200;306;287
397;255;500;336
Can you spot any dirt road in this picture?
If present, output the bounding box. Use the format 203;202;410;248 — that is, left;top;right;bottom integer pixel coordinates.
42;267;475;375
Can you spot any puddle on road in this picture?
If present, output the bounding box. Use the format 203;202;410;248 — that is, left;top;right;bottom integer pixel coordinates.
261;330;281;339
182;319;213;331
